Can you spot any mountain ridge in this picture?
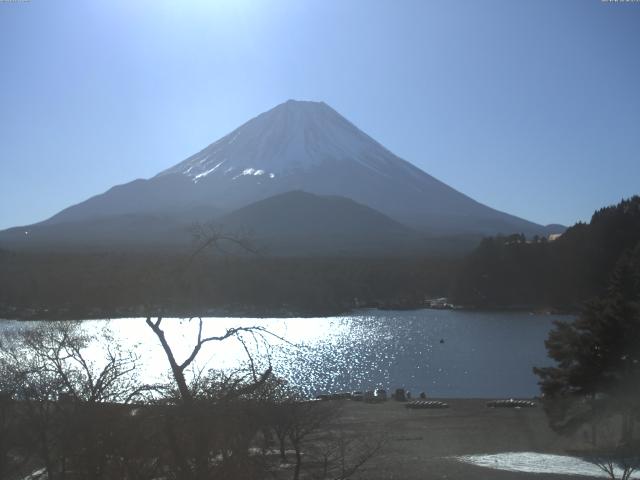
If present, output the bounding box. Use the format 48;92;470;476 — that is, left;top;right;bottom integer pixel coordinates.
0;99;564;253
0;191;430;256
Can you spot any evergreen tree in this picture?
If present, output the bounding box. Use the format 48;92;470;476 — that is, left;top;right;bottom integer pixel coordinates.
534;243;640;444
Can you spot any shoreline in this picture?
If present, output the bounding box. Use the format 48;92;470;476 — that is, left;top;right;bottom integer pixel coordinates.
0;304;577;322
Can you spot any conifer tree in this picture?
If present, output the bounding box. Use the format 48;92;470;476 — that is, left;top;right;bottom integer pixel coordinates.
534;244;640;444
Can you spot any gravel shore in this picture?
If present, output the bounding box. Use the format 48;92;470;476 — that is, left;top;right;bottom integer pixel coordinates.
337;399;597;480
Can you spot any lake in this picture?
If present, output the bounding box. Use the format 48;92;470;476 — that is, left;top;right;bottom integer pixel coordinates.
0;309;566;398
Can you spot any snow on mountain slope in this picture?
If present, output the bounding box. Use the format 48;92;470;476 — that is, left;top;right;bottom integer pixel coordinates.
29;99;556;237
155;99;545;235
157;99;401;181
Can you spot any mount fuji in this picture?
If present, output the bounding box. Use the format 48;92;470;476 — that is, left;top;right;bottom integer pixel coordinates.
0;100;562;254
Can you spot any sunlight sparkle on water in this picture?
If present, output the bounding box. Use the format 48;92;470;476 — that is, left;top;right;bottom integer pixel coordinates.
1;310;560;398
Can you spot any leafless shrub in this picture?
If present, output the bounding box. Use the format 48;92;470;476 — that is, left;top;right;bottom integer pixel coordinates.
0;322;144;480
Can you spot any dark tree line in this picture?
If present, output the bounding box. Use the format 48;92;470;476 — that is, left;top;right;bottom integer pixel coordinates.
0;252;458;319
3;196;639;318
454;196;640;310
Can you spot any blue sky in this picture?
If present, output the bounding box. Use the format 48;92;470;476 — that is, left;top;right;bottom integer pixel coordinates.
1;0;639;229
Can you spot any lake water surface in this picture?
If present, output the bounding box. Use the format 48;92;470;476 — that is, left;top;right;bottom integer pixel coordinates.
0;309;566;398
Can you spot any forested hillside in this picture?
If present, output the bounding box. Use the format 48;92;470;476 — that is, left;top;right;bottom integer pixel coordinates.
4;196;638;319
453;196;640;310
0;251;457;319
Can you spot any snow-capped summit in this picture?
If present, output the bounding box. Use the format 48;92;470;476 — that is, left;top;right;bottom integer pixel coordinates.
157;99;404;183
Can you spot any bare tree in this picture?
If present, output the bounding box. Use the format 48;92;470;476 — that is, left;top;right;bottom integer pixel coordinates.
310;426;385;480
140;226;383;480
260;392;385;480
281;400;385;480
0;322;143;480
144;315;280;480
188;222;259;265
0;361;32;479
145;316;272;405
591;449;639;480
287;401;340;480
585;418;640;480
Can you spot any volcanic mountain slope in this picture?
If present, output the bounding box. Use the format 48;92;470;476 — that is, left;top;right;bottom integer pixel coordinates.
0;192;429;255
0;99;562;253
156;100;552;236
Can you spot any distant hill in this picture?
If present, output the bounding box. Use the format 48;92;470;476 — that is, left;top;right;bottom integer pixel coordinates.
218;190;426;256
0;191;428;256
453;196;640;309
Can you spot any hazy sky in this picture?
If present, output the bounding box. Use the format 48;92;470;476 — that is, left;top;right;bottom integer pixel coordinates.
1;0;639;229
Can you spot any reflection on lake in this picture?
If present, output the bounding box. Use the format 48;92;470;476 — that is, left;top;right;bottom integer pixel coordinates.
0;309;565;398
